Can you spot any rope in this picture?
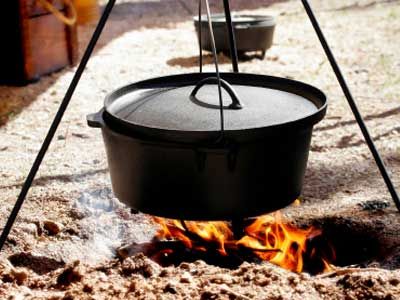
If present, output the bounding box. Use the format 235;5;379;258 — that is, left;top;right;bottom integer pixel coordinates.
37;0;77;26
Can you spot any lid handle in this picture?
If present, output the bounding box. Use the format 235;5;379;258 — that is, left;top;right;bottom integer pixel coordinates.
190;77;243;110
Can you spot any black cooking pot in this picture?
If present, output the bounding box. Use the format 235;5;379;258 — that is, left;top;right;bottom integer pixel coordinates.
87;72;327;221
194;14;276;58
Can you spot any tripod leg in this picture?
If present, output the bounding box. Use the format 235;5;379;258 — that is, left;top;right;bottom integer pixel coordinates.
0;0;117;252
222;0;239;73
301;0;400;212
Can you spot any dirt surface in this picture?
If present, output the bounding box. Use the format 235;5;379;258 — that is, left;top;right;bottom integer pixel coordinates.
0;0;400;298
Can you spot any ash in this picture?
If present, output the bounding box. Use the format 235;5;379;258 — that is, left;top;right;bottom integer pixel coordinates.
71;188;157;264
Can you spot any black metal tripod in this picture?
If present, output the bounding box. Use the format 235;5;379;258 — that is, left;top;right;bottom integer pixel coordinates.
0;0;398;252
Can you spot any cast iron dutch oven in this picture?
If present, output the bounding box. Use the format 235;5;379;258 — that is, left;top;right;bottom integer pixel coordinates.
194;14;276;58
87;72;327;220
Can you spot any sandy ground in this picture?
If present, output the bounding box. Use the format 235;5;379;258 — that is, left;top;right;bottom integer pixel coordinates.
0;0;399;298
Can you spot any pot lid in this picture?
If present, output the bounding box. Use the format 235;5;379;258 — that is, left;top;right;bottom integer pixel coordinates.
103;73;327;143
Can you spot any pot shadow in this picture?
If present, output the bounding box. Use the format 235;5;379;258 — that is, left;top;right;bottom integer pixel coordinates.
0;168;108;190
315;106;400;133
311;106;400;152
302;149;400;204
167;53;233;68
0;0;285;127
167;51;267;68
335;125;400;149
311;125;400;152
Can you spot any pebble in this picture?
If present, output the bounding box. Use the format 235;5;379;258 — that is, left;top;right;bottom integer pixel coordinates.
19;223;38;237
43;220;64;235
180;271;193;284
71;132;90;139
57;261;83;286
163;281;178;294
83;283;93;293
11;267;29;284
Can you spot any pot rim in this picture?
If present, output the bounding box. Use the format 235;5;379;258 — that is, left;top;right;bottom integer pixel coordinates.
99;73;327;144
193;13;276;27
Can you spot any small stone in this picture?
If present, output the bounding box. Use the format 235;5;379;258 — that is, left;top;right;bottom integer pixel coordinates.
7;293;26;300
97;272;108;282
121;254;159;278
127;281;137;292
299;272;311;281
11;267;29;284
159;269;170;277
62;292;75;300
269;55;279;61
389;278;399;286
180;272;192;284
358;200;390;211
43;220;63;235
179;262;190;270
288;275;300;286
83;284;93;293
19;223;38;237
21;135;34;140
57;261;82;286
259;278;271;286
210;274;232;284
164;281;178;294
71;132;90;139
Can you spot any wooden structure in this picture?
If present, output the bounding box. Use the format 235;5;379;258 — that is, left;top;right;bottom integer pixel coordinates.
0;0;78;85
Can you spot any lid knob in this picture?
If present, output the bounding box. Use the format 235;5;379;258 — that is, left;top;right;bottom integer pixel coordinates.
190;77;243;110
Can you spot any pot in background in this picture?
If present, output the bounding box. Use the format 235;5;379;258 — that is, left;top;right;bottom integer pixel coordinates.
194;14;276;58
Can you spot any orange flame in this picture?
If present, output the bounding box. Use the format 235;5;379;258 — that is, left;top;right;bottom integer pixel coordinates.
153;210;334;273
237;212;319;273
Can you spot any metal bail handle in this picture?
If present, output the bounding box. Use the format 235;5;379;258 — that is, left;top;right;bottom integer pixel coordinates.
197;0;239;73
197;0;228;139
190;77;243;109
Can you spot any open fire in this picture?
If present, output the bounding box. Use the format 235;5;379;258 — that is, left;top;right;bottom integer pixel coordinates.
152;209;335;274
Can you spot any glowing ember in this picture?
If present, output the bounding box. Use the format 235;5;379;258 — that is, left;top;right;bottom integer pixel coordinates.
153;210;335;274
